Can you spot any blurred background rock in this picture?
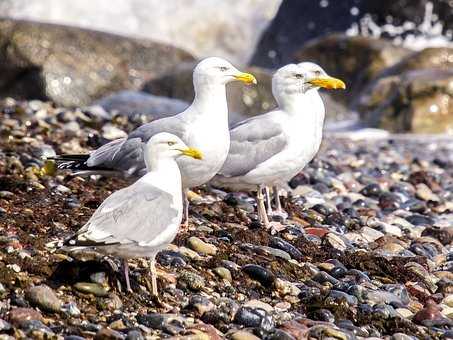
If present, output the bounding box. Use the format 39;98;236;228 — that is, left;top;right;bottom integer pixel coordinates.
0;0;452;133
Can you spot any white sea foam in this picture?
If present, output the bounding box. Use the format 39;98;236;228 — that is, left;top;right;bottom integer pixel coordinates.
346;2;453;50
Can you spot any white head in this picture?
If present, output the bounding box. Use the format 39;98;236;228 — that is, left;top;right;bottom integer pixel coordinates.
192;57;257;88
272;62;345;107
145;132;202;170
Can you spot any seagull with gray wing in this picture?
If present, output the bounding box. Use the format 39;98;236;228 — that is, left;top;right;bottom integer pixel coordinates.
53;57;256;226
212;62;345;228
64;132;203;295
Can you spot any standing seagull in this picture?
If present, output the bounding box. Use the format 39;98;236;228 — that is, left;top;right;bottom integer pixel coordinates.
64;133;203;295
212;62;345;227
54;57;256;225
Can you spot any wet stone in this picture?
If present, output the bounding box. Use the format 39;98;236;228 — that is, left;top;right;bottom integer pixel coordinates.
73;282;109;297
233;306;274;333
360;183;382;197
269;237;303;260
187;236;217;256
242;264;275;288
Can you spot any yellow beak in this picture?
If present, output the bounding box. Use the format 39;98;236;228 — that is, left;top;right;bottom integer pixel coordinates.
233;72;257;85
179;147;203;160
309;77;346;90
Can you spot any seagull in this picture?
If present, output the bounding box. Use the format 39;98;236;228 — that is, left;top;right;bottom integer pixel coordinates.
212;62;345;227
53;57;256;225
64;132;203;295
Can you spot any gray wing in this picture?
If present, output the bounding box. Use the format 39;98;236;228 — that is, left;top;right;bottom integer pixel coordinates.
73;183;179;246
87;115;186;175
219;115;287;177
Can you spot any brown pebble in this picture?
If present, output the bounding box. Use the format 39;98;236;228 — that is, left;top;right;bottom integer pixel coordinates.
279;320;309;339
413;300;442;324
8;308;43;326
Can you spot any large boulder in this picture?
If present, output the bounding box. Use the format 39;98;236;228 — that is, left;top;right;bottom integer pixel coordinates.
0;0;281;64
143;64;348;124
378;47;453;78
251;0;452;67
356;69;453;133
0;19;194;107
293;34;411;103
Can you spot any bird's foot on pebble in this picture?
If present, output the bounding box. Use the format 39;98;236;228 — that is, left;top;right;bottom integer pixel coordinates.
180;218;190;232
268;209;288;221
264;221;286;233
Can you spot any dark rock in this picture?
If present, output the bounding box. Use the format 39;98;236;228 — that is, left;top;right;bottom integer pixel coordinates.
313;271;339;285
241;264;275;288
252;0;452;68
269;237;303;260
312;309;335;323
360;183;382;197
233;306;274;334
0;18;194;107
356;69;453;133
406;214;435;226
157;250;187;267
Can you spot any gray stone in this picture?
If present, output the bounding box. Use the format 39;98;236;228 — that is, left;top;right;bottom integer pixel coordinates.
94;91;189;118
0;18;194;107
0;0;281;64
25;285;62;313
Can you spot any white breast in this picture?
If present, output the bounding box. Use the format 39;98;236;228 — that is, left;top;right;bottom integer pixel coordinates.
177;115;230;188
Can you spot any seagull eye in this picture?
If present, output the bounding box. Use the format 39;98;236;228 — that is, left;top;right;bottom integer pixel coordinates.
314;70;322;76
219;66;228;72
294;73;303;79
167;141;176;146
